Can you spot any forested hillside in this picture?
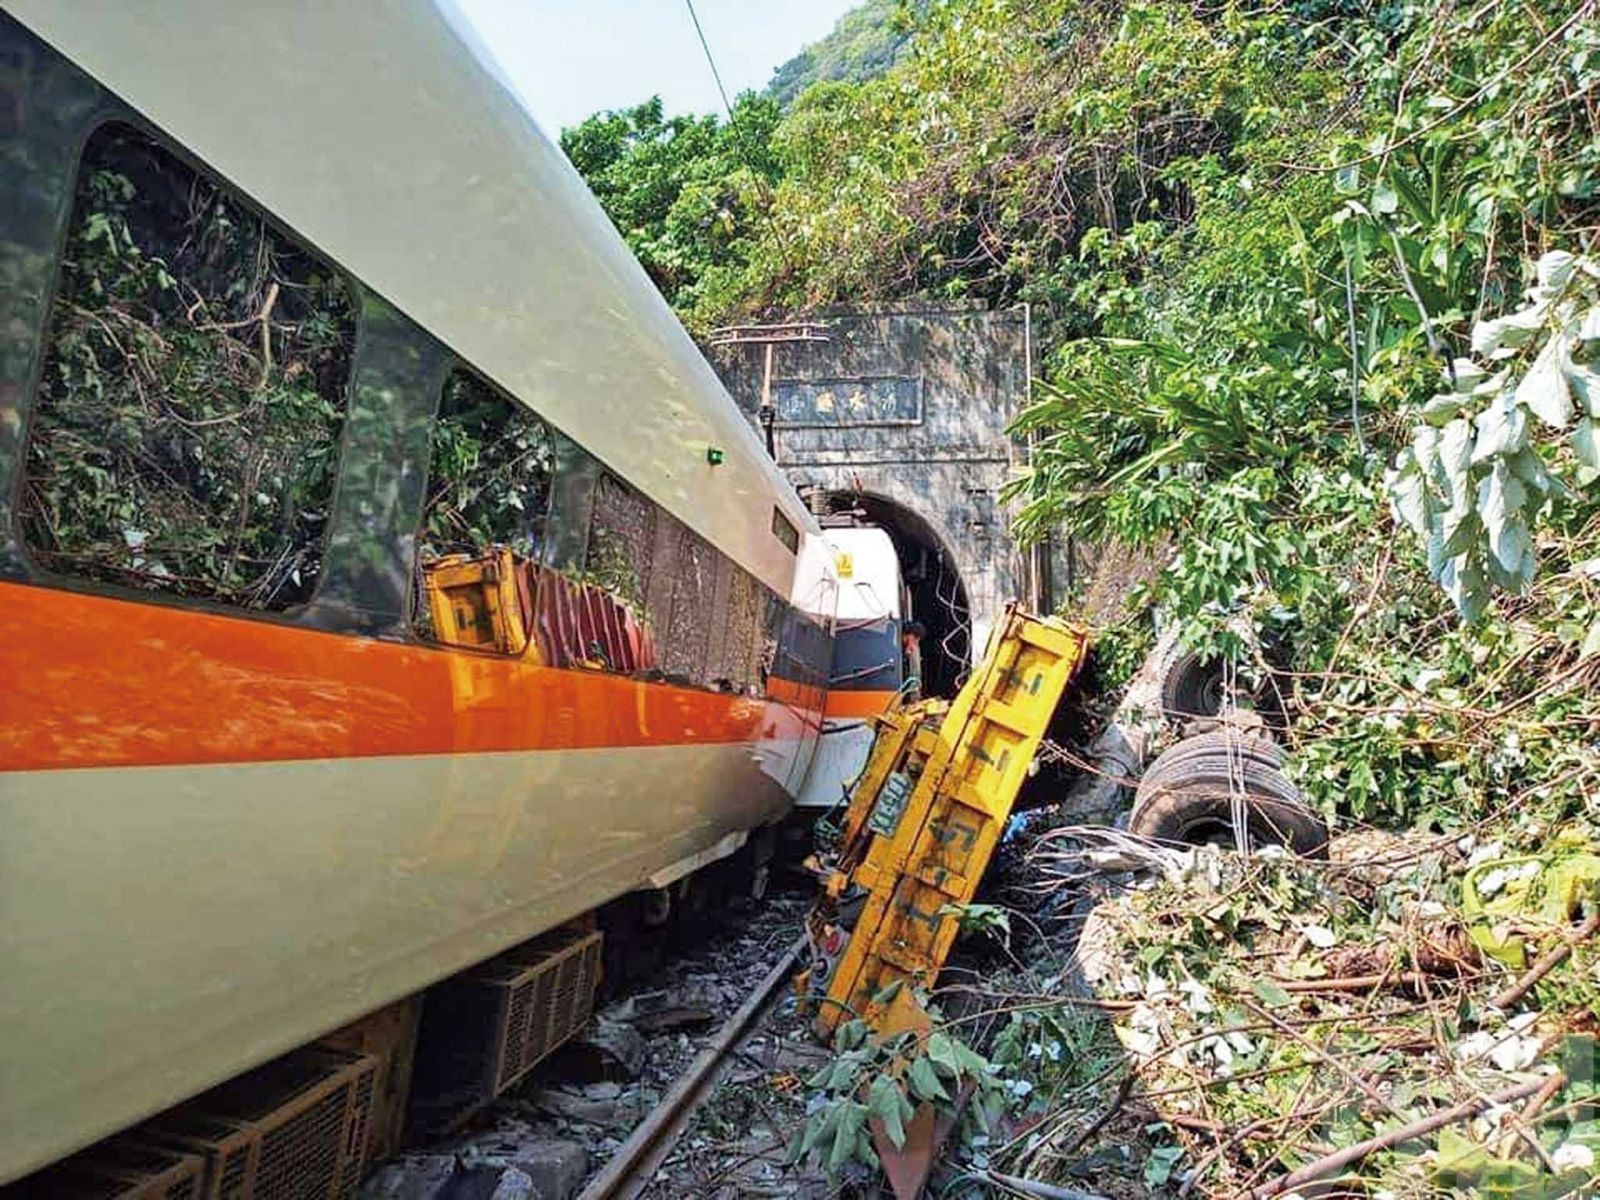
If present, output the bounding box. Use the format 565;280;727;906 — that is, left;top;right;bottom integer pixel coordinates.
565;0;1597;828
563;2;1600;1192
762;0;913;107
569;0;1593;825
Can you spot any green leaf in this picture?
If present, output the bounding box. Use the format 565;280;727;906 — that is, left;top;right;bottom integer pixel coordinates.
827;1102;867;1174
1507;447;1557;498
1569;362;1600;418
1438;418;1473;506
1581;621;1600;660
827;1058;859;1092
827;1110;856;1173
1421;392;1464;425
1516;342;1574;428
1471;394;1527;463
908;1056;949;1102
1537;250;1578;293
797;1107;835;1162
1251;978;1294;1007
1451;358;1490;391
855;1130;880;1172
1387;462;1428;536
1575;418;1600;472
1439;504;1478;558
926;1032;963;1076
834;1019;869;1053
1371;180;1399;215
1411;424;1440;474
1477;462;1530;575
955;1039;992;1076
1144;1145;1184;1187
868;1075;909;1149
1472;306;1546;358
1441;553;1489;621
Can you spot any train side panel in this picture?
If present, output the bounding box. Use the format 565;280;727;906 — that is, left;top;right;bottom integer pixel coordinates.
0;747;784;1180
0;577;817;1180
0;2;839;1182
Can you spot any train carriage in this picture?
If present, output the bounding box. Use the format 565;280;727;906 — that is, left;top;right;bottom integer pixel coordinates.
0;1;844;1183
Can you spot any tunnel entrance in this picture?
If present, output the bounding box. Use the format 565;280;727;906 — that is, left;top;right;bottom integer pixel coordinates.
818;491;972;699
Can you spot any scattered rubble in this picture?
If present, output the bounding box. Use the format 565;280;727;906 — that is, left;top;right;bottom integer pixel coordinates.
365;892;811;1200
758;625;1598;1198
556;1021;648;1084
917;815;1600;1198
370;638;1598;1200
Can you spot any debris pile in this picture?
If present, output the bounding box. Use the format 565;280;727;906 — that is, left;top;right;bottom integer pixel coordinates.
779;631;1599;1199
770;818;1598;1198
364;893;812;1200
371;632;1599;1200
1034;825;1600;1196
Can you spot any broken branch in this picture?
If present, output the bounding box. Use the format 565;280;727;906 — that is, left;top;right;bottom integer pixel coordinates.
1490;909;1600;1012
1248;1076;1551;1199
983;1169;1114;1200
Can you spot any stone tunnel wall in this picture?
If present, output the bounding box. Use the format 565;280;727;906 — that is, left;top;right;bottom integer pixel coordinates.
704;303;1053;657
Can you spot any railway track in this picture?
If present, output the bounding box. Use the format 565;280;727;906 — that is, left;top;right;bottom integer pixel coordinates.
577;935;806;1200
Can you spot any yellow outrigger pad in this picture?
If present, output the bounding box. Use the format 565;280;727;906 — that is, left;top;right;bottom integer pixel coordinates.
807;603;1090;1037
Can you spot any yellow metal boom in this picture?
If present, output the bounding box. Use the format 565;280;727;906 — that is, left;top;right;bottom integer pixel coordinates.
806;604;1089;1037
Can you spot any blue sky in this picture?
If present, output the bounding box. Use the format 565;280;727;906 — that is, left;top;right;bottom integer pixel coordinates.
455;0;861;135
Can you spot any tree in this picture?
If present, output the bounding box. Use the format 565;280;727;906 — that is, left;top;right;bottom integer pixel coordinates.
559;94;783;324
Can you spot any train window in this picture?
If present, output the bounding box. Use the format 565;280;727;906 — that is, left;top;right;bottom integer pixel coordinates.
759;590;786;693
704;554;734;689
661;523;717;684
418;370;554;559
722;566;766;692
579;476;755;690
584;473;654;619
303;296;448;637
543;433;602;573
19;122;355;610
413;369;556;650
771;507;799;554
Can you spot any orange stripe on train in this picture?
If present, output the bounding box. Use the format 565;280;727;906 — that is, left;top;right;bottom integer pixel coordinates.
823;689;899;720
0;581;814;772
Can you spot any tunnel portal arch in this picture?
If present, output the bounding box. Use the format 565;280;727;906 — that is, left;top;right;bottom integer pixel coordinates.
819;490;972;698
704;303;1047;684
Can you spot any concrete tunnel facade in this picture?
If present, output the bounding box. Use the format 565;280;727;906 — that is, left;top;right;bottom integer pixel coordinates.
704;302;1066;696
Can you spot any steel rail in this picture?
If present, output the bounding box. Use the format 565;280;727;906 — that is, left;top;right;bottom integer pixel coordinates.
577;933;805;1200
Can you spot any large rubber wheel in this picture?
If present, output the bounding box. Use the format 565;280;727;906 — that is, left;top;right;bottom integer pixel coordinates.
1161;652;1231;721
1130;730;1329;857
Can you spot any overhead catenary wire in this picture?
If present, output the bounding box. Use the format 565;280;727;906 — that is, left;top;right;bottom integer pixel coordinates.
683;0;733;121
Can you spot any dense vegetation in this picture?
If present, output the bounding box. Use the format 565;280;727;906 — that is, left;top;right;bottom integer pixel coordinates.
559;94;784;319
25;124;353;611
568;0;1598;835
566;1;1599;1191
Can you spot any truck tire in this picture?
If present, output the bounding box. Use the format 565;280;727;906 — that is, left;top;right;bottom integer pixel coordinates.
1130;731;1329;857
1160;652;1231;721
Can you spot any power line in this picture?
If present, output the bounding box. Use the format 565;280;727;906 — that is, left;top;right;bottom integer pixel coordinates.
683;0;733;121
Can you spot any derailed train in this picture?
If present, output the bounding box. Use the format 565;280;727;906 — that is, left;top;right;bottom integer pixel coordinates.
0;1;910;1186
